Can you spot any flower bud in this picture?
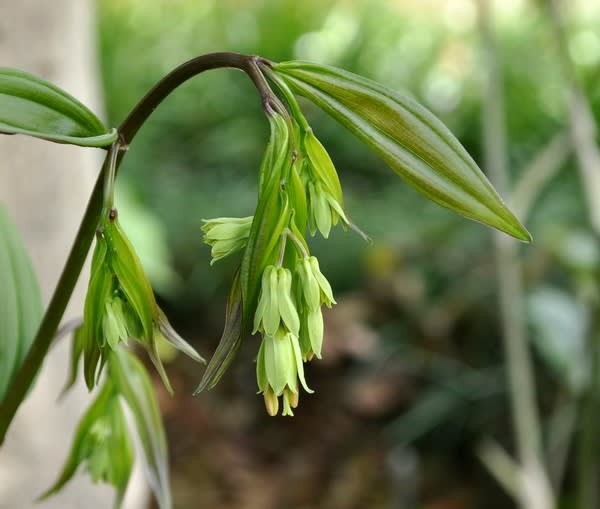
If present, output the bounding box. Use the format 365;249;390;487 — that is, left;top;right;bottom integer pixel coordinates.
306;307;324;359
308;180;333;238
102;297;129;350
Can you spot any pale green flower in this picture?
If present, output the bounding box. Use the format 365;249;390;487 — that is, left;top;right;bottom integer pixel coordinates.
42;383;134;506
307;180;349;239
303;129;349;238
296;256;336;360
253;265;300;336
297;256;335;308
202;216;253;264
256;330;312;417
102;298;129;350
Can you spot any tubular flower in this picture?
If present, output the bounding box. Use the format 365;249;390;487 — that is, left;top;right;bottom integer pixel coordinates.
302;128;349;238
256;330;312;416
296;256;335;360
253;265;300;337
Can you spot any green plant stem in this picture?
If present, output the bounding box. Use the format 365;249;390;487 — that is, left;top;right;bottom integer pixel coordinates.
0;52;273;444
478;1;555;508
577;312;600;509
544;2;600;507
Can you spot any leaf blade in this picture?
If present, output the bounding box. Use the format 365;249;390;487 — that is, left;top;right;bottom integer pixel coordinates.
111;349;172;509
0;204;43;404
0;68;115;147
274;62;531;242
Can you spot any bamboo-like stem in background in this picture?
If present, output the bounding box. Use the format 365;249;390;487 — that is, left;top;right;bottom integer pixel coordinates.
546;1;600;507
477;1;555;508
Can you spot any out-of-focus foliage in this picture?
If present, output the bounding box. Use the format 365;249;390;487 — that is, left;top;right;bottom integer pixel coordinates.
98;0;600;507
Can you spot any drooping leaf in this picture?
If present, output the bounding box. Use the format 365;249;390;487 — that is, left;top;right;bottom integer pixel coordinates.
0;68;117;147
0;204;43;403
194;269;243;393
273;62;531;242
82;236;112;390
110;349;172;509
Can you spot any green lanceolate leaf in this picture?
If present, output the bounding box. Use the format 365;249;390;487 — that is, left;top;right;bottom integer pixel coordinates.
273;62;531;242
61;324;85;396
241;114;292;328
82;236;112;389
0;205;43;404
0;68;117;147
195;268;243;393
107;219;155;343
111;349;172;509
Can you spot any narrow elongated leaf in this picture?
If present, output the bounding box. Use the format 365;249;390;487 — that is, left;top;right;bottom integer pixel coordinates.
0;68;117;147
241;114;292;327
194;269;243;393
273;62;531;242
61;324;85;396
0;205;43;403
108;219;155;342
111;349;172;509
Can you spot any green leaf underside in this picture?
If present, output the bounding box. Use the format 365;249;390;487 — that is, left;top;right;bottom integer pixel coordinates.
0;68;115;147
0;204;43;404
274;62;531;242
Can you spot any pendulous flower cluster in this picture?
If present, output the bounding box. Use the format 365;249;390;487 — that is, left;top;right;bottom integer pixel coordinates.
201;101;351;416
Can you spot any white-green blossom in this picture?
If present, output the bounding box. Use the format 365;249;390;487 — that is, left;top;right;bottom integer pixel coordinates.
102;297;129;350
256;330;312;416
253;265;300;336
295;256;336;360
303;129;349;238
202;216;253;264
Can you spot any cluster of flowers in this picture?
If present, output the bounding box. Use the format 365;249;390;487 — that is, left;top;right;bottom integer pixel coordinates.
202;101;351;416
81;208;204;394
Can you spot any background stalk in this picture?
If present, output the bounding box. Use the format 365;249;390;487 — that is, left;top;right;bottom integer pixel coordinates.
477;1;555;507
545;1;600;507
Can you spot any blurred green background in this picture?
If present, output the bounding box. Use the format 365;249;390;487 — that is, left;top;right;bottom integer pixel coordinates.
97;0;600;507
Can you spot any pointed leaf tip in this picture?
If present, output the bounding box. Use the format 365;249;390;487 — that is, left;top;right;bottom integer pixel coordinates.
0;68;116;147
273;61;531;242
